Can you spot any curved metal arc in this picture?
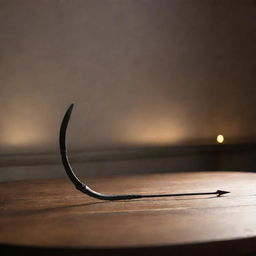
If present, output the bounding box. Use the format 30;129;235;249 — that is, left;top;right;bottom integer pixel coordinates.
59;104;81;188
59;104;142;200
59;104;230;200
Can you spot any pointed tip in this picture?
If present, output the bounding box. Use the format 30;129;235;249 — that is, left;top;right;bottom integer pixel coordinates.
217;190;230;196
60;104;75;134
69;103;74;110
66;104;74;116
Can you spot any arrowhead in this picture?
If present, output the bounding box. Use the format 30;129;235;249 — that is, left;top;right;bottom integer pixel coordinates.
216;190;230;196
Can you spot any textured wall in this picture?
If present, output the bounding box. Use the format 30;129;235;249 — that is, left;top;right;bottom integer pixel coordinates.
1;0;256;157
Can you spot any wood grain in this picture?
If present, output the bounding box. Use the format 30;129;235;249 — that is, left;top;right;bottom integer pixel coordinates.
1;171;256;255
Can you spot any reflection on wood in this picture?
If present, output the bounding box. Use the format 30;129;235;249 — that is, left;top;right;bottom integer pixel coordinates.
0;171;256;255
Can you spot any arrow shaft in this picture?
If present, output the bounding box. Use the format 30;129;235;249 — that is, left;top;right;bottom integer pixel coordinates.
140;191;217;198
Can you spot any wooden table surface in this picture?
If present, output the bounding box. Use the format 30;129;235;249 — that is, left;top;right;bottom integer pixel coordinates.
1;171;256;256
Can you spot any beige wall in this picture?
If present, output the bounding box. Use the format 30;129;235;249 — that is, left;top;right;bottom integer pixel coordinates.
1;0;256;158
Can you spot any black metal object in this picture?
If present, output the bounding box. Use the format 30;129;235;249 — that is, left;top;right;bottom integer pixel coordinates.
59;104;230;200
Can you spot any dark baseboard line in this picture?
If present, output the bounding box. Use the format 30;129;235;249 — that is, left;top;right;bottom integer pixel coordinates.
1;143;256;168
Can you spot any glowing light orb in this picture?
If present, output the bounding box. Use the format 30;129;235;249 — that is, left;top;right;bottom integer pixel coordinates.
217;134;224;143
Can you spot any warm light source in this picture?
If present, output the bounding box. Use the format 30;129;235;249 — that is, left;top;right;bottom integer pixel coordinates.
217;134;224;143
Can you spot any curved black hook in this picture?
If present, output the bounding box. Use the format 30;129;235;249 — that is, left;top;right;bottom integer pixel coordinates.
59;104;230;200
59;104;142;200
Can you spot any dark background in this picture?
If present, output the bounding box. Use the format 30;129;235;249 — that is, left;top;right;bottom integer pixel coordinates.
0;0;256;181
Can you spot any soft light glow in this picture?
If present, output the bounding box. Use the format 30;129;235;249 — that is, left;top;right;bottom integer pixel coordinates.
120;119;188;146
217;134;224;143
1;111;48;150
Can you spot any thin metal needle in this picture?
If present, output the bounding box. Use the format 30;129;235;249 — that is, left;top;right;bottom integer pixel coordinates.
139;190;229;198
59;104;230;201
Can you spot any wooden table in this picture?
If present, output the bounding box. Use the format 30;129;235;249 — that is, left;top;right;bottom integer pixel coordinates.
1;171;256;255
